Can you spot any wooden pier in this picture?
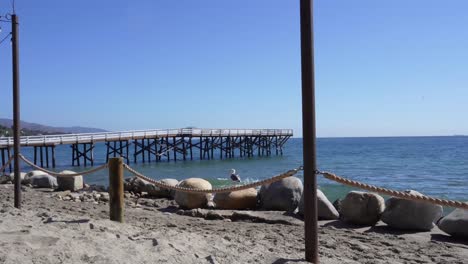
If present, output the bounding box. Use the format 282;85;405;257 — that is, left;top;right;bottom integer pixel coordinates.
0;128;293;168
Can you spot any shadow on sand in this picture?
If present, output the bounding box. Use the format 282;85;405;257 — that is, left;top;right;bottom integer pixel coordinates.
271;258;307;264
43;218;90;224
430;234;468;246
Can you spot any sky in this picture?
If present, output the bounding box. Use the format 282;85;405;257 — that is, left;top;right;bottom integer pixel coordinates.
0;0;467;137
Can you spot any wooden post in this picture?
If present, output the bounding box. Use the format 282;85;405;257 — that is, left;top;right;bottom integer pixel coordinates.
146;139;150;162
199;136;203;160
83;144;87;166
300;0;319;262
45;146;49;168
34;146;37;164
173;136;177;161
12;14;21;208
108;157;124;222
40;146;44;167
189;137;193;160
52;145;56;168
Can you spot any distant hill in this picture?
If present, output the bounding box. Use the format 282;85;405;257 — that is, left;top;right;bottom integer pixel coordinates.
0;118;107;136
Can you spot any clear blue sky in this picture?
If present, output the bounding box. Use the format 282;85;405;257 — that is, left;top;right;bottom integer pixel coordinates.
0;0;467;137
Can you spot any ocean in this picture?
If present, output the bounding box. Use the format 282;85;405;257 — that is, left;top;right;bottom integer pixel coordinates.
16;136;468;204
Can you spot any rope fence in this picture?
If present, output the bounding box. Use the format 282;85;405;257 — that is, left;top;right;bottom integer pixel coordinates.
8;153;468;209
19;154;108;177
317;170;468;210
124;163;302;194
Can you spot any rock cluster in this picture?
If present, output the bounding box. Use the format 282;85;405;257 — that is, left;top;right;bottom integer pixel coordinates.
1;170;85;191
52;190;110;203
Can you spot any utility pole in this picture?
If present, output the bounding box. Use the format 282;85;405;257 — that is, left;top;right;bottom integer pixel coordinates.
12;14;21;208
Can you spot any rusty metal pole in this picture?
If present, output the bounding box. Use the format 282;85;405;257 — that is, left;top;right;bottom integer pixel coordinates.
300;0;319;263
12;14;22;209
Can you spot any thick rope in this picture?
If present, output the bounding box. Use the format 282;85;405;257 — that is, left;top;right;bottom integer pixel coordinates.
124;163;302;194
19;154;108;177
0;155;13;174
318;171;468;210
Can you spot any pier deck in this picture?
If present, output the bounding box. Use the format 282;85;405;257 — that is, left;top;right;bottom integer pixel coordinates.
0;128;293;169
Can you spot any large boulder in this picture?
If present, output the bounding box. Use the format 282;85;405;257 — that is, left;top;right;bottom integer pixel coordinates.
57;170;83;191
174;178;212;209
381;190;443;231
145;178;179;198
298;189;339;220
258;177;303;212
340;191;385;225
29;174;57;188
438;208;468;238
214;188;257;210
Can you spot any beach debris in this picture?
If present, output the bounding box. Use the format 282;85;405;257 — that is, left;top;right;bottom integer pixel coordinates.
213;188;257;210
438;208;468;238
381;190;443;231
298;189;339;220
29;174;58;188
56;170;83;191
340;191;385;225
258;177;303;212
229;169;241;182
174;178;212;209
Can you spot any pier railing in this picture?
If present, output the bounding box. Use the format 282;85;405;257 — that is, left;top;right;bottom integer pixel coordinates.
0;128;293;147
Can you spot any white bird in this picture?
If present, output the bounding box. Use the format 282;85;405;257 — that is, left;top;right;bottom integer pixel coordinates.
229;169;241;182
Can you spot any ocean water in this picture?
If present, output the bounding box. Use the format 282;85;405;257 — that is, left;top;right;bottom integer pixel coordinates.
15;136;468;204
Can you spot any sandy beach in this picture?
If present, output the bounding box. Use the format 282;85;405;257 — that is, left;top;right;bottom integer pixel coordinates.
0;184;467;264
